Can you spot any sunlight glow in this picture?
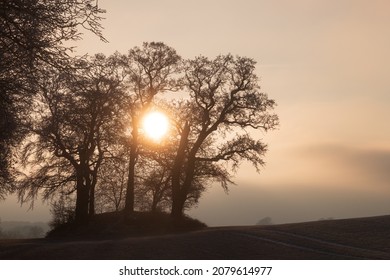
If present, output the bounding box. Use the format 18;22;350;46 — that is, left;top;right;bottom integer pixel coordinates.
141;111;169;141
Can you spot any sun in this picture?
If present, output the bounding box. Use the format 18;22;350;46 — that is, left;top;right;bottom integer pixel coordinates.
141;111;169;141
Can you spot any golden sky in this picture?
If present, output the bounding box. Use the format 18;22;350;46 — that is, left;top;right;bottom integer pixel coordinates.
1;0;389;225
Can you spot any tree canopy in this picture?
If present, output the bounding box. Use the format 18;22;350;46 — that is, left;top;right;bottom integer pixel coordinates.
18;54;127;223
0;1;279;226
121;42;182;215
170;54;278;218
0;0;106;197
7;39;278;225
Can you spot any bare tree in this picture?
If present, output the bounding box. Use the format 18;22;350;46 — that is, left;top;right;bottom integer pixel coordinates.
18;53;127;224
170;55;279;219
122;42;181;216
0;0;106;198
133;156;172;213
136;128;227;213
94;155;127;213
49;193;76;228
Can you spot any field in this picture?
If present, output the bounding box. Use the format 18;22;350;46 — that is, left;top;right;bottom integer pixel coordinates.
0;215;389;259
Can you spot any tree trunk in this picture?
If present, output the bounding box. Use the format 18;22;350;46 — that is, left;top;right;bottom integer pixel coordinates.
171;192;187;220
172;158;196;220
75;180;90;225
89;182;95;218
124;120;138;217
124;154;136;216
171;122;190;220
151;199;158;213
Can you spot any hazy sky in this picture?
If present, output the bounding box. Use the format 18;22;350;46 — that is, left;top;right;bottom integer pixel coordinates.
1;0;389;225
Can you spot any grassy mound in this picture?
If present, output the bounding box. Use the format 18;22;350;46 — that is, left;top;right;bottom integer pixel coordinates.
46;211;207;240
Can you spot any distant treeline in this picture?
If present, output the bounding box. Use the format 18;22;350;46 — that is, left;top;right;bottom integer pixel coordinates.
0;221;49;239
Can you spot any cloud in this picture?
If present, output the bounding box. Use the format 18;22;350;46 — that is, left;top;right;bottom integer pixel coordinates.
189;179;390;226
190;143;390;226
296;144;390;190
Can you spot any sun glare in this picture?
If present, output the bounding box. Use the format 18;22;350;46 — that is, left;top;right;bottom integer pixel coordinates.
142;111;169;141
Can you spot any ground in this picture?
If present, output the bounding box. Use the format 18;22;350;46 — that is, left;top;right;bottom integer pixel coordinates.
0;215;389;259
